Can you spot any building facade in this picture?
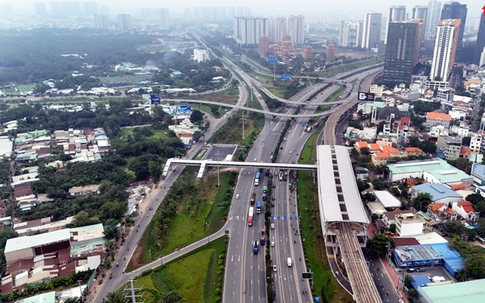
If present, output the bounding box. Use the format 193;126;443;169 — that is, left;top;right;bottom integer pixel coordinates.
268;17;287;43
116;14;131;32
340;20;363;48
94;14;109;30
159;8;170;30
362;12;382;49
234;17;268;46
425;1;443;40
258;35;270;57
430;19;460;82
287;15;305;44
383;19;424;88
440;1;467;60
475;14;485;65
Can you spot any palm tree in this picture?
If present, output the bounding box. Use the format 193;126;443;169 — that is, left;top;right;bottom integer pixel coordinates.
103;290;129;303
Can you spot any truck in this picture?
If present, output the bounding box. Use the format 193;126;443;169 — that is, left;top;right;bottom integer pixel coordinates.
256;201;262;214
263;186;268;193
265;169;270;176
253;241;259;254
250;193;256;205
248;207;254;226
260;229;266;246
262;193;267;201
255;171;260;186
287;257;292;267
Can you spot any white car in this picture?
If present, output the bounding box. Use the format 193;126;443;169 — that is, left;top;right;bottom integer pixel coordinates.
289;151;292;154
273;265;277;272
271;241;275;247
235;194;239;199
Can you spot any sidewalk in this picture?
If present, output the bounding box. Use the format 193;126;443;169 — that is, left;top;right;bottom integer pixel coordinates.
380;257;408;303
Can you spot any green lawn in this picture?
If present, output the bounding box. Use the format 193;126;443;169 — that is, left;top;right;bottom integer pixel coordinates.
136;170;234;264
298;126;354;303
318;58;384;78
134;237;227;303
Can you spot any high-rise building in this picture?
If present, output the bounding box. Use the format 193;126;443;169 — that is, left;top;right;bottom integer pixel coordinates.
430;19;461;82
159;8;169;30
34;3;47;16
440;2;467;60
94;14;109;30
268;17;287;43
193;49;210;62
327;44;336;61
82;2;98;16
184;8;190;21
234;17;268;46
288;15;305;44
383;19;424;88
389;5;406;22
386;6;406;43
425;1;442;40
475;14;485;64
340;20;363;48
362;12;382;49
259;35;270;57
117;14;131;32
412;5;428;41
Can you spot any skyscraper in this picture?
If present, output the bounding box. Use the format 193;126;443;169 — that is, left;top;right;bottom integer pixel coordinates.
234;17;268;46
267;17;287;43
385;6;406;43
159;8;169;30
412;5;428;41
117;14;131;32
430;19;461;82
440;2;467;60
362;12;382;49
425;1;442;41
288;15;305;44
340;20;363;48
475;14;485;64
383;19;424;88
94;14;109;30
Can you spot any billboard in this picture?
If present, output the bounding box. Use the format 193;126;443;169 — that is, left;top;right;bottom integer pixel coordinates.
357;92;375;101
266;56;277;64
281;74;292;81
150;94;161;105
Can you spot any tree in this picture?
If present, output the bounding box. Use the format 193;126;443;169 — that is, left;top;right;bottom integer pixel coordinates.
412;193;432;212
462;136;471;146
443;220;466;234
465;193;484;205
407;288;419;301
367;234;394;257
190;110;204;123
389;223;396;233
103;290;129;303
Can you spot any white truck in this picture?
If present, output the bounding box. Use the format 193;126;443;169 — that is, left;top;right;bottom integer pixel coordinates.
287;257;292;267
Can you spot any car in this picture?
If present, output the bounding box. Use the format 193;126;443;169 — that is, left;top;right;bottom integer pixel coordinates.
416;268;426;272
406;268;415;273
273;265;277;271
272;195;275;200
271;241;275;247
289;151;292;154
236;194;239;199
270;151;273;155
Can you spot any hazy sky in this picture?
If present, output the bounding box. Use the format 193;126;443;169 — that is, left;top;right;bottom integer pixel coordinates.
3;0;485;18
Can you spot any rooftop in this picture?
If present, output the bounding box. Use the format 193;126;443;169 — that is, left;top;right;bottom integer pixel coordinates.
387;158;472;184
412;183;462;201
426;111;452;121
317;145;369;224
5;229;70;254
419;278;485;303
374;190;401;208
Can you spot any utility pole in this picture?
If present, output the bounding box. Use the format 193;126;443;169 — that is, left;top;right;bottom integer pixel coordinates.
124;279;144;303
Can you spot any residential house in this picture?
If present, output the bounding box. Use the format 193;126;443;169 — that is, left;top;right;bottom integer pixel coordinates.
452;201;480;221
425;112;452;129
427;203;457;223
437;136;462;160
395;213;431;236
68;184;100;197
381;209;417;228
405;147;423;156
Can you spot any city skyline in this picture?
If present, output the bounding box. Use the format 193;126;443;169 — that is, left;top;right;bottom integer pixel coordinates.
1;0;485;20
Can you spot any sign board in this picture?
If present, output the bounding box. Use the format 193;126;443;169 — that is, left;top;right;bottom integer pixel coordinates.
150;94;161;105
266;56;277;64
357;92;375;101
281;74;292;81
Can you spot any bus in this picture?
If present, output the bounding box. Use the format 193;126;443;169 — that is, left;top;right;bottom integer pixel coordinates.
256;201;261;214
248;207;254;226
255;171;261;186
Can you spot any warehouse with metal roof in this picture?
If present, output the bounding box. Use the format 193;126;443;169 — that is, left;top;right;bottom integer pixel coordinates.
418;278;485;303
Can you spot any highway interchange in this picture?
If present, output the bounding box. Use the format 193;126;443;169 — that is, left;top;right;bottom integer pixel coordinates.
93;44;393;303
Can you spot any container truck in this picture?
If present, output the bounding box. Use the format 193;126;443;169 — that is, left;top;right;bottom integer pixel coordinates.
248;207;254;226
255;171;260;186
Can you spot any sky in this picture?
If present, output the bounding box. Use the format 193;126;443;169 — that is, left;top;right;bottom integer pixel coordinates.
2;0;485;19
